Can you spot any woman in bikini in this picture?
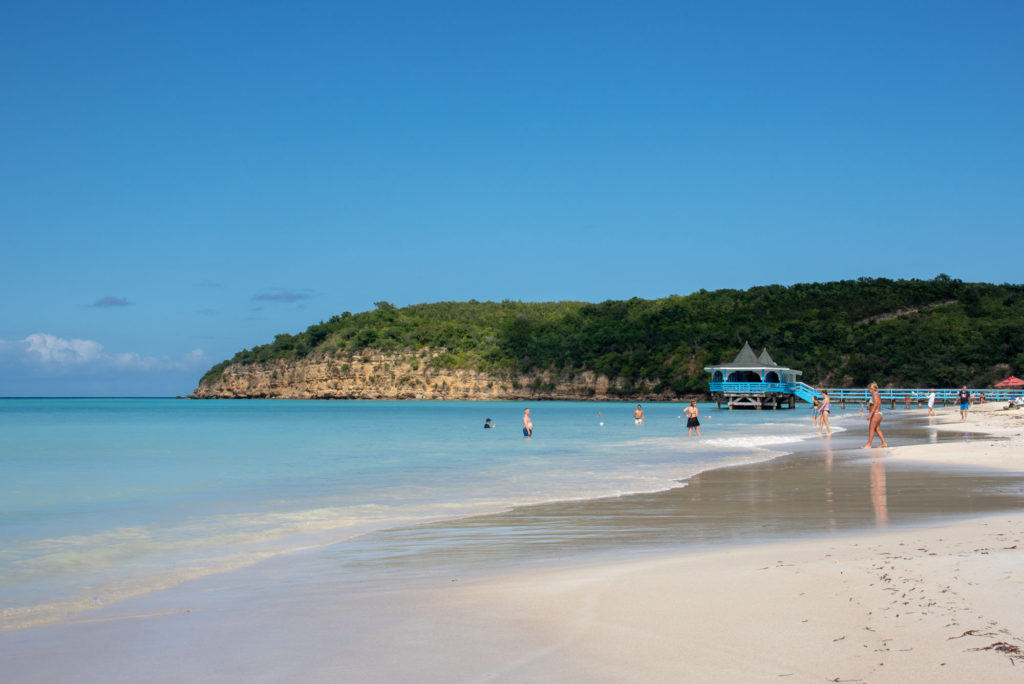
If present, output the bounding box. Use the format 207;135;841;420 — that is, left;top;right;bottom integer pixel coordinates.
862;382;888;448
817;390;831;436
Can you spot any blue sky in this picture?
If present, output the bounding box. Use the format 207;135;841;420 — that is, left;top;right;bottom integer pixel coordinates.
2;1;1022;396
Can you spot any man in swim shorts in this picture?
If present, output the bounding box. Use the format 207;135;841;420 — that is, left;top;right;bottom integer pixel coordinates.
684;400;701;437
522;407;533;437
633;404;645;425
957;386;970;421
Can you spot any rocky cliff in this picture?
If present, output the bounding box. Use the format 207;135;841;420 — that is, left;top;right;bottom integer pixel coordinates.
190;348;675;400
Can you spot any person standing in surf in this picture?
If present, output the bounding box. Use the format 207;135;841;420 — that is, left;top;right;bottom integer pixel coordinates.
862;382;888;448
522;407;533;438
633;404;645;425
684;401;701;437
817;390;832;436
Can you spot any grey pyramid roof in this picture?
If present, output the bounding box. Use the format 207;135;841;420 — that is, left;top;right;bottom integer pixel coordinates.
731;341;760;366
704;341;797;372
707;342;768;369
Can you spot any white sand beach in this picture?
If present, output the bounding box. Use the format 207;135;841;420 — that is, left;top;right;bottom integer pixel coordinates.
429;514;1024;683
416;403;1024;683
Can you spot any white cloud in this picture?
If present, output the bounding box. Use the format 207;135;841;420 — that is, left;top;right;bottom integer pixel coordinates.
24;333;104;364
2;334;208;373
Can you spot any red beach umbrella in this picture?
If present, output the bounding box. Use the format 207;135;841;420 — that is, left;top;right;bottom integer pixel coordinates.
994;376;1024;388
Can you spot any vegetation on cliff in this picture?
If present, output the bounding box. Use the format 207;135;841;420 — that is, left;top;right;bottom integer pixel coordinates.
199;276;1024;395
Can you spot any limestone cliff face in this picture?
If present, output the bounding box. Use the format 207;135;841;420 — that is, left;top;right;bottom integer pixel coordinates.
191;349;663;401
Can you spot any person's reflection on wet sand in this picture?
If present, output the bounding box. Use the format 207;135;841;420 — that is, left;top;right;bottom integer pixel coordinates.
823;442;836;531
871;456;888;527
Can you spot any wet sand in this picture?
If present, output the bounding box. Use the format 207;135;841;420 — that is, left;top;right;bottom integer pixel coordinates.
2;404;1023;683
317;414;1022;577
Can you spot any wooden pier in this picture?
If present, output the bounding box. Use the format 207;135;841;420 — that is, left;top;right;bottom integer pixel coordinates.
809;387;1023;410
705;342;1024;410
707;382;1024;410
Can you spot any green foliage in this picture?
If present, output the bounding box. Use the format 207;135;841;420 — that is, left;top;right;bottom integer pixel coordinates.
199;360;231;386
199;277;1024;394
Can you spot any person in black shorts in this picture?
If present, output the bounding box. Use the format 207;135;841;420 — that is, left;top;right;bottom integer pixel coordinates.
684;400;701;437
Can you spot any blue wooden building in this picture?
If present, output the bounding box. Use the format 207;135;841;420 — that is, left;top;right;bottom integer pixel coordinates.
705;342;818;409
706;342;1024;410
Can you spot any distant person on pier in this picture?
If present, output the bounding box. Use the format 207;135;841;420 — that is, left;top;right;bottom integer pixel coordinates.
684;401;701;437
862;382;888;448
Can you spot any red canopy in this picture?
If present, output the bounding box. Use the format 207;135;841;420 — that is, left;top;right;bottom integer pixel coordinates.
994;376;1024;388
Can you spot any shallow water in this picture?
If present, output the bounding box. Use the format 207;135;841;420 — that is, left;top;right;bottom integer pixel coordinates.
321;421;1024;578
1;398;840;628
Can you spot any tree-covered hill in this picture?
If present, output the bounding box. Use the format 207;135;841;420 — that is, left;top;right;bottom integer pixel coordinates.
198;276;1024;396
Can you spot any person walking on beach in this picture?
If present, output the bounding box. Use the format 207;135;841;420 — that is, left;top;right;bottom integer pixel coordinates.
957;386;970;421
522;407;533;438
862;382;888;448
927;389;936;416
633;404;645;425
684;401;701;437
817;390;831;436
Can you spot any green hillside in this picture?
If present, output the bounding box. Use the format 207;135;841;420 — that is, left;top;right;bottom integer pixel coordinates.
199;276;1024;395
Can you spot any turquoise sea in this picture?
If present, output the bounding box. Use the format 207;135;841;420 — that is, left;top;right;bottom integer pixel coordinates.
1;399;837;629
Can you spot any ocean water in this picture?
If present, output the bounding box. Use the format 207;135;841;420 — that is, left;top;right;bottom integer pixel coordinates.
0;398;839;629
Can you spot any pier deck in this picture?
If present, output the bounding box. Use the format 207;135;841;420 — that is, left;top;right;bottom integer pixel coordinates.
708;382;1023;409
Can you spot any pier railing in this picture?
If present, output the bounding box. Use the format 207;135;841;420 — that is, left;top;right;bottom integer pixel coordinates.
709;382;1024;404
815;388;1024;403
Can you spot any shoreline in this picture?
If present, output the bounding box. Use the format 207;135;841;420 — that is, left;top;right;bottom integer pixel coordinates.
2;404;1022;682
430;403;1024;682
0;401;854;633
